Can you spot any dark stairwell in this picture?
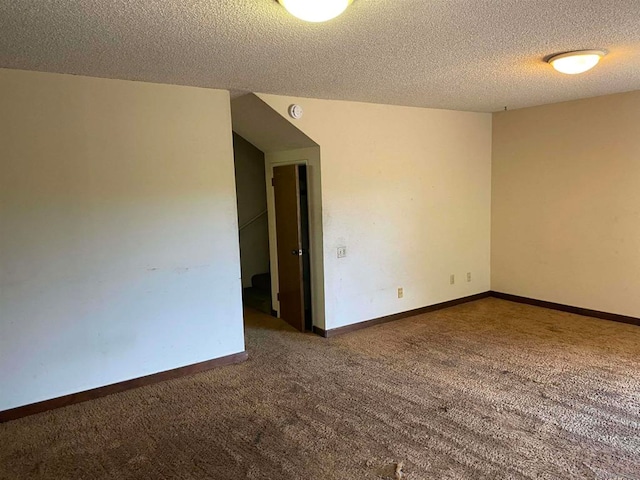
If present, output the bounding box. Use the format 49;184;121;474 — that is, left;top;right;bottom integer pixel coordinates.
242;273;272;314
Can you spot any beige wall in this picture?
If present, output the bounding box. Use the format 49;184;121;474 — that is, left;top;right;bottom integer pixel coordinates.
492;90;640;318
259;94;492;329
233;134;270;288
0;69;245;411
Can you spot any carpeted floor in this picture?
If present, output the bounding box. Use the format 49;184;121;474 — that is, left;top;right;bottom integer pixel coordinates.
1;298;639;479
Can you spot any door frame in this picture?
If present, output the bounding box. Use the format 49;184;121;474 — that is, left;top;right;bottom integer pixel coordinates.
264;148;325;331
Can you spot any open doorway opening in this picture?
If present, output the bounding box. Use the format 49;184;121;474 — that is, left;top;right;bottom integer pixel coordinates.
299;165;313;331
232;133;272;315
231;93;325;333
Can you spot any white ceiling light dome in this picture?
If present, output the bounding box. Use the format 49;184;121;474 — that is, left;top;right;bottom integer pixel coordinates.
547;50;607;75
278;0;353;23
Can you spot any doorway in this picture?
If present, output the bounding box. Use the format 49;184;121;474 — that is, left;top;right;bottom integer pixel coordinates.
232;133;272;315
232;135;314;332
230;93;325;332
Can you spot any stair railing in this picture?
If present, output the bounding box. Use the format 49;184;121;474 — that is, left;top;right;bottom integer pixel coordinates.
239;209;267;232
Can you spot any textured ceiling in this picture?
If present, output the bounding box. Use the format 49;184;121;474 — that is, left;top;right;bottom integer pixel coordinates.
1;1;639;112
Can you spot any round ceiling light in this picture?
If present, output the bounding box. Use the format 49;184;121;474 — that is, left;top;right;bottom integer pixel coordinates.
547;50;607;75
278;0;353;23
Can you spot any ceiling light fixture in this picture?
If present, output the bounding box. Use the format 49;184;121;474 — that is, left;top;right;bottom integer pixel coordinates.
278;0;353;23
547;50;607;75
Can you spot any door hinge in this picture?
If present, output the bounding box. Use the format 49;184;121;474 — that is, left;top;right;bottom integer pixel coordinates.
277;292;280;301
271;177;275;187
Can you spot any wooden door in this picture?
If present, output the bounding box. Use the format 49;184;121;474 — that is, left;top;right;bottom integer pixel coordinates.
273;165;305;331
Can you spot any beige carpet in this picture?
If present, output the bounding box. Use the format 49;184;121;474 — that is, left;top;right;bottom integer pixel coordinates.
1;298;639;479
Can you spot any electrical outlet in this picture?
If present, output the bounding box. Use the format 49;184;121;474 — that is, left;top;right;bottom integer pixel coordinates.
467;272;472;282
337;246;347;258
450;274;455;285
397;287;403;299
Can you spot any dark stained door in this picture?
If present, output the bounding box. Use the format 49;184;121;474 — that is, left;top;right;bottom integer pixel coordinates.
273;165;305;331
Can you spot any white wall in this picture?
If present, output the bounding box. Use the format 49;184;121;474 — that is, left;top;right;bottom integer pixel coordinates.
0;69;245;411
259;94;492;330
492;90;640;318
265;147;325;329
233;134;270;288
